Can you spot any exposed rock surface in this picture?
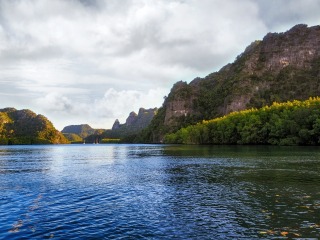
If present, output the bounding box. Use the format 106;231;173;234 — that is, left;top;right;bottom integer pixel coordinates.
100;107;158;139
138;107;158;115
126;112;138;126
112;119;120;130
164;24;320;120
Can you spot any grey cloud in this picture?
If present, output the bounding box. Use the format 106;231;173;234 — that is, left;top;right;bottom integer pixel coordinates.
256;0;320;31
0;0;319;130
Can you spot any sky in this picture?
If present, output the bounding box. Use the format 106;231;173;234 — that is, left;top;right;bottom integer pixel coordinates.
0;0;320;131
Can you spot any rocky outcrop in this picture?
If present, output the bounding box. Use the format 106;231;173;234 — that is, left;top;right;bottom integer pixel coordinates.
101;107;158;139
163;81;199;124
259;24;320;73
163;24;320;120
133;24;320;143
138;107;158;115
112;119;120;130
126;112;138;126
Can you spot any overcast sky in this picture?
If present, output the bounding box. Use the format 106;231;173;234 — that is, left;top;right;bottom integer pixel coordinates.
0;0;320;130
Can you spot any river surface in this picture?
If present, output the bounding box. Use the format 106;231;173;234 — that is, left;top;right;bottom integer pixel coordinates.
0;144;320;239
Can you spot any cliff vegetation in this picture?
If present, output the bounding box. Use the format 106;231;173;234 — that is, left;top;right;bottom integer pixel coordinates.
122;24;320;143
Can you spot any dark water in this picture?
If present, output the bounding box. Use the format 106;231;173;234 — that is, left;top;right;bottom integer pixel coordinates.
1;145;320;239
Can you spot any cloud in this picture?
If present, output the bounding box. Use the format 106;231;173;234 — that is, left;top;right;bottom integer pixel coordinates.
0;0;268;87
256;0;320;32
1;0;320;129
34;88;167;130
34;92;89;114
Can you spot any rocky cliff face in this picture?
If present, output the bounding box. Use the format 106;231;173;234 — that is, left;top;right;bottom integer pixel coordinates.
164;81;197;125
165;24;320;119
126;112;138;126
258;24;320;73
129;24;320;143
138;107;158;115
99;107;158;140
112;119;120;130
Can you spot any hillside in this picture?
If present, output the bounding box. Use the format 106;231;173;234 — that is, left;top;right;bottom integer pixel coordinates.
122;24;320;143
0;108;68;145
61;124;105;139
85;107;157;143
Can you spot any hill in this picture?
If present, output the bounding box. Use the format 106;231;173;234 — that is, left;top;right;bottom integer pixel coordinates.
62;133;83;142
121;24;320;143
0;108;68;145
61;124;105;139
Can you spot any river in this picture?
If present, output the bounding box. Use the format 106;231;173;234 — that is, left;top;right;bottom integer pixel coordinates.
0;144;320;239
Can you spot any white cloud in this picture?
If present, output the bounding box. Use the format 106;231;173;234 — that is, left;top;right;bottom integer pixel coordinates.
0;0;268;87
34;92;89;115
0;0;320;129
34;88;167;130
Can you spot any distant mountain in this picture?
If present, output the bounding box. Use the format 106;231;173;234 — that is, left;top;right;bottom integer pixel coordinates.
61;124;105;139
84;107;157;143
121;24;320;143
0;108;68;145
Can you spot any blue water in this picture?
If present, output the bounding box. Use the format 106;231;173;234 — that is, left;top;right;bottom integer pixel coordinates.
1;144;320;239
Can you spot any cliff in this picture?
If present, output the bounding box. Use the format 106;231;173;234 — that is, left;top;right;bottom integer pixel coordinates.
112;119;120;130
0;108;68;144
122;24;320;143
88;107;157;141
126;112;138;126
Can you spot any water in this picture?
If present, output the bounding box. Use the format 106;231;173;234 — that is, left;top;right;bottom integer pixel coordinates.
0;144;320;239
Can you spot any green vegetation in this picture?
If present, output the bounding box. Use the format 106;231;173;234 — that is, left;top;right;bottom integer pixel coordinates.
0;108;68;145
62;133;82;142
61;124;104;139
163;98;320;146
101;139;120;143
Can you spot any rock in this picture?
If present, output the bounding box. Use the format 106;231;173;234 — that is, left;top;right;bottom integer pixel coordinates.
125;112;138;126
112;119;120;130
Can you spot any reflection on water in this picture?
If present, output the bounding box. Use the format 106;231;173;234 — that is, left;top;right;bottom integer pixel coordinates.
0;144;320;239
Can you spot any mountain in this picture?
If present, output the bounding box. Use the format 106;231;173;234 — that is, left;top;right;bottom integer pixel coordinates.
61;124;105;139
85;107;157;142
0;108;68;145
122;24;320;143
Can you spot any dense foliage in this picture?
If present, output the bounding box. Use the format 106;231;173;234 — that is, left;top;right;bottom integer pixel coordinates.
0;108;68;145
100;139;120;143
62;133;82;142
163;98;320;146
